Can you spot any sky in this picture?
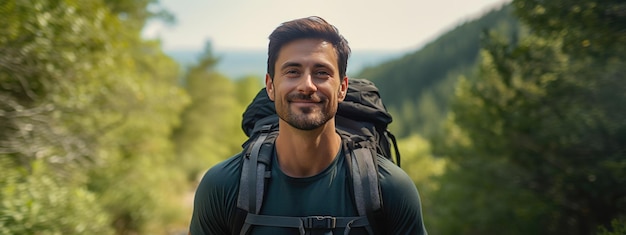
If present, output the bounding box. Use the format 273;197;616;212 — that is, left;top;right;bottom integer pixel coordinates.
142;0;511;52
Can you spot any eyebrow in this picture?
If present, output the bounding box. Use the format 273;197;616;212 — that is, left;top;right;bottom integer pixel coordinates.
280;62;333;70
280;62;302;70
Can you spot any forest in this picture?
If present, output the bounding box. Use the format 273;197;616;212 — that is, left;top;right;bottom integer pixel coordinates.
0;0;624;234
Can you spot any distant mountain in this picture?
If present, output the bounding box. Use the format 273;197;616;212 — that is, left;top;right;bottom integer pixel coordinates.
166;49;403;79
357;4;520;137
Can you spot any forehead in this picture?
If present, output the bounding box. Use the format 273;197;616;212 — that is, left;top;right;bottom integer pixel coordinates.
275;38;338;68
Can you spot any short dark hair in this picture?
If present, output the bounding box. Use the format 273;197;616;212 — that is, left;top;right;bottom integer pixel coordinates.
267;16;351;79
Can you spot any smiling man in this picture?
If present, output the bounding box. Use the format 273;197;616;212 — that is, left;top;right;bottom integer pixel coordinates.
189;16;427;235
267;37;347;177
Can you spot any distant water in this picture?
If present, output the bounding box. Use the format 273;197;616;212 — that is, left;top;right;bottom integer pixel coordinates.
166;49;404;79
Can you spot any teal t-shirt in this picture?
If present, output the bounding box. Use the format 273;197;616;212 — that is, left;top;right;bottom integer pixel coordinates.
254;148;363;234
189;147;427;235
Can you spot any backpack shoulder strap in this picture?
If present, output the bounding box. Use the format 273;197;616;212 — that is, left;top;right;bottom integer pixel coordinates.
342;135;384;234
237;124;273;213
235;124;275;235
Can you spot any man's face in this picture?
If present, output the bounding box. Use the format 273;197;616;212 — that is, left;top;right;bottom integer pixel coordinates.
265;38;348;131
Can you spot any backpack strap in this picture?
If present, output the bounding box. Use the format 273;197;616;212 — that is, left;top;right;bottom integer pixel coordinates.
237;124;272;213
343;137;383;235
237;124;275;235
385;129;401;167
244;214;370;235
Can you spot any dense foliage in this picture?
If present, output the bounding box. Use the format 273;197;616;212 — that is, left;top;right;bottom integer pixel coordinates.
428;1;626;234
0;0;259;234
513;0;626;58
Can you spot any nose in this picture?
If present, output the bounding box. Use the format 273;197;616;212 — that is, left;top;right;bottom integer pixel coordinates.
297;72;317;94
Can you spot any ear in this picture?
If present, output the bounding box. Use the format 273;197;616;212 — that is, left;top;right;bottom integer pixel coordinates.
338;76;348;101
265;73;275;101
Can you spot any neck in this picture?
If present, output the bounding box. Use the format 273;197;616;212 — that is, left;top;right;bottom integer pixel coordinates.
275;119;342;177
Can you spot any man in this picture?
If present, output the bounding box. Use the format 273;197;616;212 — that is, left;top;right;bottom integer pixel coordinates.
189;16;427;234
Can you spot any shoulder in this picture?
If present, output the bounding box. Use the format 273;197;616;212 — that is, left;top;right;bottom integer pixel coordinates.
201;153;244;185
189;153;243;234
376;157;416;193
195;153;243;201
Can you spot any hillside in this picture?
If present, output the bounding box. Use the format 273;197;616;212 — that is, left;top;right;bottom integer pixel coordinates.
357;4;520;138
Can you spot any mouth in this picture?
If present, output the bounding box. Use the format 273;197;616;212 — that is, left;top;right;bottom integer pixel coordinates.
288;95;324;112
290;99;320;103
287;93;323;104
290;100;321;109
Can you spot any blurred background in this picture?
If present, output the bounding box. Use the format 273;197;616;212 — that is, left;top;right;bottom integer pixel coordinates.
1;0;624;234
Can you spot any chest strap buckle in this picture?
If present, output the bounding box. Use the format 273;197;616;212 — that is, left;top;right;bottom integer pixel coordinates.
303;216;337;229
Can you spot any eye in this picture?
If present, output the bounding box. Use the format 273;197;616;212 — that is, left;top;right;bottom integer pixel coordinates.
283;69;300;78
315;70;331;78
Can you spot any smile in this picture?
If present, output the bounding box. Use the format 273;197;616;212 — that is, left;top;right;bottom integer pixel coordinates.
290;101;321;107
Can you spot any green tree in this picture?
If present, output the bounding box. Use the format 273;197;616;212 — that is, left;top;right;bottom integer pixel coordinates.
432;30;626;234
173;42;251;183
429;1;626;233
1;0;191;234
513;0;626;58
0;1;127;233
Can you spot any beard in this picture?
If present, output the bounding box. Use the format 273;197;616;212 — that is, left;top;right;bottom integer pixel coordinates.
277;93;336;131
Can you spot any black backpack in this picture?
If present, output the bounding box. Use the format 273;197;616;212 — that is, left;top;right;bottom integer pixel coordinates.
235;78;400;235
